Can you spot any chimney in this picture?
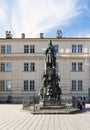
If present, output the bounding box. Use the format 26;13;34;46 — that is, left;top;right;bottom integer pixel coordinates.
40;33;44;38
21;33;25;39
6;31;12;39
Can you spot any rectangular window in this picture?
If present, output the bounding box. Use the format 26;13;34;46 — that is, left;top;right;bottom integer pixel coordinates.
24;80;28;91
30;45;35;53
6;45;11;54
78;45;82;53
0;63;5;71
78;80;82;91
72;63;76;71
30;63;35;71
24;45;29;53
78;62;82;71
30;80;35;91
72;45;76;53
0;80;5;91
72;80;76;91
1;45;5;54
6;80;11;91
24;63;29;71
5;63;11;71
54;45;58;53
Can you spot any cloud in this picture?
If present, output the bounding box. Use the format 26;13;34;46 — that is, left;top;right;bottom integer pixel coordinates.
1;0;88;38
77;33;90;38
0;1;8;23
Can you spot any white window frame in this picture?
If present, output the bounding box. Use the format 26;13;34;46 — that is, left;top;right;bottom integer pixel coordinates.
72;45;76;53
72;80;76;91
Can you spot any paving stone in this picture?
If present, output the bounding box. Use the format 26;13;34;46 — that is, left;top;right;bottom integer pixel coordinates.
0;104;90;130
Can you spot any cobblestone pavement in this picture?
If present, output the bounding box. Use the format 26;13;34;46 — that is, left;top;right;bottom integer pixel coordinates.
0;104;90;130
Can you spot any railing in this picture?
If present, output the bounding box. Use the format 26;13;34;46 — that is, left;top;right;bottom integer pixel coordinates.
23;96;40;111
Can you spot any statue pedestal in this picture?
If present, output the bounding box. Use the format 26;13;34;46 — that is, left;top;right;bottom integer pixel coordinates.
39;98;64;110
40;98;61;106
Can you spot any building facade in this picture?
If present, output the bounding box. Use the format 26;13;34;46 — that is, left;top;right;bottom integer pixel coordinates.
0;31;90;103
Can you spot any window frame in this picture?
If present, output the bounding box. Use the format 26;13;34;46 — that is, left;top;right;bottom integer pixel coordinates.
5;62;12;72
24;80;28;91
30;80;35;91
72;62;76;71
30;63;35;71
78;62;82;71
24;45;29;53
72;80;76;91
72;45;76;53
78;80;83;91
6;45;11;54
78;45;82;53
24;63;29;71
30;45;35;53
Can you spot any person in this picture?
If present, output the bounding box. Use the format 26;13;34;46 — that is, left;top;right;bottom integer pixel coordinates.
77;98;82;110
82;97;85;109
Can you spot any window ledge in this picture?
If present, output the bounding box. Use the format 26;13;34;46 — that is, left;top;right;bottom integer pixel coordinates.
0;90;12;92
23;71;36;72
70;90;84;92
71;70;84;72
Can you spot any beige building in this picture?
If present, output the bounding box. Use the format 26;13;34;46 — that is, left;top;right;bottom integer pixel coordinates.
0;31;90;103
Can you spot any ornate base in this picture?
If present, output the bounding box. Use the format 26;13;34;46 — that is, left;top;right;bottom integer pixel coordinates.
40;98;61;106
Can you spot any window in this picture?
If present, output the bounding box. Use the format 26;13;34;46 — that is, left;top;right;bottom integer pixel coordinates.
72;44;83;53
24;45;29;53
6;45;11;54
72;63;76;71
0;63;5;71
0;63;11;72
1;45;12;54
72;45;76;53
30;45;35;53
24;80;35;91
0;80;5;91
0;80;11;91
30;80;35;91
1;45;5;54
78;62;82;71
6;80;11;91
72;80;76;91
5;63;11;71
24;45;35;53
54;45;59;53
24;62;35;71
30;63;35;71
78;80;82;90
24;63;29;71
24;80;28;91
78;45;82;53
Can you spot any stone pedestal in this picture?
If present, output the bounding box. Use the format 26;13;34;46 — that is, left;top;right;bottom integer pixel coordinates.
42;98;61;106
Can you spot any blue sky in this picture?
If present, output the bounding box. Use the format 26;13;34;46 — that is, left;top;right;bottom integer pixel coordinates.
0;0;90;38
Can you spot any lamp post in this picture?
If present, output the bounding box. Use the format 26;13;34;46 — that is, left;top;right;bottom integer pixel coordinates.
33;94;35;112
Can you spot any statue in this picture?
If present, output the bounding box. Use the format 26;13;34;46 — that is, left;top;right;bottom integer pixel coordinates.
45;40;56;68
40;40;62;105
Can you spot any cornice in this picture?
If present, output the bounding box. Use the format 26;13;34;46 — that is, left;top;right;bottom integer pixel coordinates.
0;38;90;43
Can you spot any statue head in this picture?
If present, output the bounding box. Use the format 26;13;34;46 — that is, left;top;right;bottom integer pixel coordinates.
48;40;52;48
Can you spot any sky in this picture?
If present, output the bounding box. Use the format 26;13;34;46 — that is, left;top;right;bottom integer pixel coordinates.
0;0;90;38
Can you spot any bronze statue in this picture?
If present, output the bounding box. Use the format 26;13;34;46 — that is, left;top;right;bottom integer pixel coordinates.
40;40;62;104
45;40;56;68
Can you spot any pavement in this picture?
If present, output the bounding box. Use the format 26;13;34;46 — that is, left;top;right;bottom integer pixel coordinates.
0;104;90;130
